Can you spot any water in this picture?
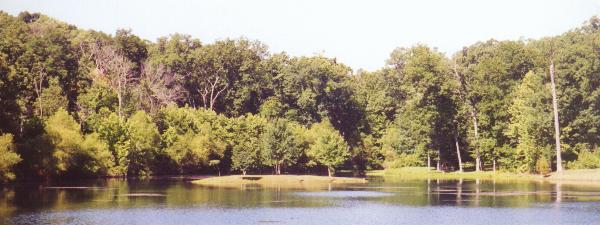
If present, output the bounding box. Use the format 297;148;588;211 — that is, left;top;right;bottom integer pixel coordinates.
3;176;600;224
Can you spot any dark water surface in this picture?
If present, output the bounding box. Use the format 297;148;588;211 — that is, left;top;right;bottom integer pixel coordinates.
2;176;600;224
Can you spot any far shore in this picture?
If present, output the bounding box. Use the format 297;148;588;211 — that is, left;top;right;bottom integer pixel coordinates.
368;167;600;185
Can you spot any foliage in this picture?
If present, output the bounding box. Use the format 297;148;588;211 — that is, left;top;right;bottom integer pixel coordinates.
44;108;85;175
568;150;600;169
306;120;350;176
506;71;553;172
2;12;600;181
261;119;304;174
0;134;21;182
159;106;228;174
230;114;267;175
125;111;160;176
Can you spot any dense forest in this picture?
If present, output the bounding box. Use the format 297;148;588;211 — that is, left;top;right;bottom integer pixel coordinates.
2;11;600;182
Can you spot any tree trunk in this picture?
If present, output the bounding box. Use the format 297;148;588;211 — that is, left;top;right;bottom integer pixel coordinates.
327;167;333;177
35;70;45;118
117;89;123;119
550;60;563;172
472;113;481;171
492;158;496;172
242;170;246;176
427;154;431;170
455;135;463;172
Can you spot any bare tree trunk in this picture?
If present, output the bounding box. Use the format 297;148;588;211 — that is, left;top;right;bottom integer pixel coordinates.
550;60;563;172
427;153;431;170
455;135;463;172
492;158;496;172
275;164;281;175
472;112;481;171
117;91;123;119
328;167;333;177
34;69;45;118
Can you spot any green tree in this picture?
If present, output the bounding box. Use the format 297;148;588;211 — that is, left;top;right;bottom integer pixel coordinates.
261;119;303;174
159;106;228;174
36;77;68;119
306;120;350;176
93;110;129;176
125;111;160;176
44;108;84;175
384;45;457;170
506;71;553;173
454;40;536;170
231;114;267;175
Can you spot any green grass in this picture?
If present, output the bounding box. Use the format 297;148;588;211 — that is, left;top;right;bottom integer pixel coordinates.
369;167;600;184
367;167;541;181
547;169;600;182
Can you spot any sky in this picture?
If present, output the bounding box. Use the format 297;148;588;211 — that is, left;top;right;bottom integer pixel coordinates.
2;0;600;71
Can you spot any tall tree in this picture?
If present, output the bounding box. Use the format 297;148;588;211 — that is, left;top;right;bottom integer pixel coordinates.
506;71;553;173
549;60;563;172
454;40;536;171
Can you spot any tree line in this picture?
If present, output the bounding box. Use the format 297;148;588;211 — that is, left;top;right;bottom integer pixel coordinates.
1;11;600;182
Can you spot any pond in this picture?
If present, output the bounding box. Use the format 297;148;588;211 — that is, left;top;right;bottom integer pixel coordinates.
2;176;600;224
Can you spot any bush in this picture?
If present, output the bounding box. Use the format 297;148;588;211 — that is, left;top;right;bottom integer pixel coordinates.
568;150;600;169
384;153;423;169
535;156;550;175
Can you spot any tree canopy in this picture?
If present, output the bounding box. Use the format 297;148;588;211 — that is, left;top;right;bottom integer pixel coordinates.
2;11;600;180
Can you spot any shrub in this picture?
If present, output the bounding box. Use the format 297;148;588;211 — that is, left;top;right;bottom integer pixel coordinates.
535;156;550;175
0;134;21;182
384;153;423;169
567;150;600;169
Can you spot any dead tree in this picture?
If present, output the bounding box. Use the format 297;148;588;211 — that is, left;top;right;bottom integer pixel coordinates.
138;63;185;113
549;59;563;172
195;67;228;111
86;42;134;119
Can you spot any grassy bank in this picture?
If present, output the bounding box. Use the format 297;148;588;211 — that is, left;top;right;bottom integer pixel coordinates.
368;167;541;181
547;169;600;182
192;175;367;189
369;167;600;183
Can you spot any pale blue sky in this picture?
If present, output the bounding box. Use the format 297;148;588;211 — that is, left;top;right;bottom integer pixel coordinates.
2;0;599;71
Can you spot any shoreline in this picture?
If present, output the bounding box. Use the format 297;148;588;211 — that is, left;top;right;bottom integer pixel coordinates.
368;167;600;185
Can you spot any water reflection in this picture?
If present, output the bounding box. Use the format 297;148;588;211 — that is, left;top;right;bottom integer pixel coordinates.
3;177;600;224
